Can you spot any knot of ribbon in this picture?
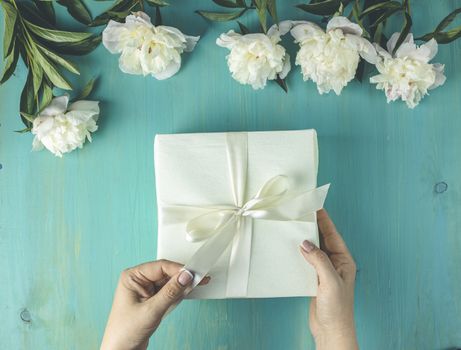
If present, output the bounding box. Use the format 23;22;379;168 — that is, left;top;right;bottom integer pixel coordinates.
169;132;330;297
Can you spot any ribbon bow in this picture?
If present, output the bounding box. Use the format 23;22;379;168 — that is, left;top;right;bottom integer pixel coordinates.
176;132;329;297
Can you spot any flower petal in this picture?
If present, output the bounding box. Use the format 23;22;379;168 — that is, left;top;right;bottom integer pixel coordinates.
290;22;324;43
184;35;200;52
102;20;128;54
119;47;143;75
430;63;446;89
327;16;362;36
39;95;69;118
345;34;377;64
279;52;291;79
151;60;181;80
216;30;242;49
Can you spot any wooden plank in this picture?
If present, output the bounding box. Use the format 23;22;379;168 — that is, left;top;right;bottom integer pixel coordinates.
0;1;460;349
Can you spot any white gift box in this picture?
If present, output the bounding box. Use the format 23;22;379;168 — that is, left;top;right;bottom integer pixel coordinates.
154;129;328;299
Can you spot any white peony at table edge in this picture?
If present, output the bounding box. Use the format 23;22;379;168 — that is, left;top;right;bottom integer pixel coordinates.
31;95;99;158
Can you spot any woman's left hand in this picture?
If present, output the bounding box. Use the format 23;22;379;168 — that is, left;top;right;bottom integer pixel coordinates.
101;259;209;350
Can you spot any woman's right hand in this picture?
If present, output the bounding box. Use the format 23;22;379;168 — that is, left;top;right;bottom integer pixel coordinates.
300;209;358;350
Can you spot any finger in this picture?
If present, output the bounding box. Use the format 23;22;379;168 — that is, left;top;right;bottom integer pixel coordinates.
299;240;339;285
132;259;184;283
317;209;352;258
148;269;194;316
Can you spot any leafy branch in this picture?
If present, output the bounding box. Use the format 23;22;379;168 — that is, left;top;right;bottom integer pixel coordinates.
1;0;100;131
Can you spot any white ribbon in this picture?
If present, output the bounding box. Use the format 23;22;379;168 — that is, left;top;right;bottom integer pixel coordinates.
167;132;329;297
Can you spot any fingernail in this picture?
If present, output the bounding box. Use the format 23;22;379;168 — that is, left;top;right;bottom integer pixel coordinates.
178;269;194;286
301;240;315;253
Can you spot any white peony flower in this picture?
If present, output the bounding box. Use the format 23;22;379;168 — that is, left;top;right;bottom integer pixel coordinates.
102;11;199;80
31;95;99;157
370;33;446;108
290;16;377;95
216;22;292;89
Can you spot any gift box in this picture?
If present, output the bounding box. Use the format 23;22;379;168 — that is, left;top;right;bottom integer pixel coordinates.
154;130;329;299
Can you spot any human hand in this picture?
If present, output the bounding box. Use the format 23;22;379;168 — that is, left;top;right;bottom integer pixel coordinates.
300;209;358;350
100;259;210;350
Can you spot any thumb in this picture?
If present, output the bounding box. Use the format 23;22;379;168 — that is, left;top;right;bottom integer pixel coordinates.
148;269;194;316
300;240;338;285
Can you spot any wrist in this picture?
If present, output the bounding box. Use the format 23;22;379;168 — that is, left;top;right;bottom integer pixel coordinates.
314;326;358;350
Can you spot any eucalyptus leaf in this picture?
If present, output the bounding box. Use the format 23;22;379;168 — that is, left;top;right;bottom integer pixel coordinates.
33;0;56;25
196;9;246;21
1;1;17;59
57;0;93;25
75;77;98;100
392;12;412;55
0;42;19;84
37;45;80;75
296;0;341;16
212;0;241;8
25;20;92;43
146;0;170;6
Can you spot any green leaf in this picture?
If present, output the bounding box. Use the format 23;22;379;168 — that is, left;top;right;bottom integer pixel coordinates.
75;77;98;100
90;0;135;26
434;8;461;33
16;1;54;28
275;75;288;93
49;35;102;56
212;0;241;8
15;127;33;134
29;59;44;97
146;0;170;6
155;6;163;26
296;0;341;16
237;21;250;34
20;72;35;126
37;45;80;75
0;41;19;84
25;20;92;43
20;112;36;123
196;9;246;21
369;7;403;28
255;0;267;32
1;1;17;59
57;0;93;25
352;0;369;38
33;0;56;25
392;12;412;55
417;8;461;44
33;48;72;90
359;1;401;19
267;0;278;23
236;0;246;6
39;80;54;112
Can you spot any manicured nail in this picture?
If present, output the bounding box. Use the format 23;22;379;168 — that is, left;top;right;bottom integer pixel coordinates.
301;240;315;253
178;269;194;286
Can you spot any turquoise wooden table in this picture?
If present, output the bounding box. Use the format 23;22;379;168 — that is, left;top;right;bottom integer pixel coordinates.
1;1;461;349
